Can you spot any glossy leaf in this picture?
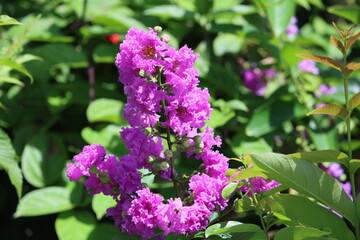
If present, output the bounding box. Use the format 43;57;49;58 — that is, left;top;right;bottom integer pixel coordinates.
221;182;239;200
227;165;268;183
0;15;21;25
307;104;349;120
205;221;264;238
264;194;355;240
296;54;342;72
328;6;360;25
274;226;330;240
349;92;360;111
92;193;116;220
55;210;95;240
266;0;295;36
234;197;256;212
0;57;33;83
330;35;345;54
0;128;22;198
251;153;357;226
349;159;360;175
14;187;74;217
86;98;124;124
288;150;350;165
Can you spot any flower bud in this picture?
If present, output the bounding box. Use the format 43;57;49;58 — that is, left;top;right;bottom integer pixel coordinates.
161;34;170;43
154;26;162;33
159;161;170;170
164;149;173;158
182;138;191;148
193;135;202;144
148;156;156;163
194;147;203;155
138;69;146;78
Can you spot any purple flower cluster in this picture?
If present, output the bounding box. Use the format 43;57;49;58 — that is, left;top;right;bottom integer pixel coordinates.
67;27;229;239
240;177;280;196
286;17;299;38
242;67;276;96
298;59;319;75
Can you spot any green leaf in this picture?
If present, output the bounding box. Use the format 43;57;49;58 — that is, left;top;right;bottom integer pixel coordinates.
205;221;264;238
92;193;116;220
0;77;24;86
221;183;239;199
143;5;191;19
14;187;75;217
308;126;338;150
328;6;360;25
0;128;22;198
330;35;345;55
349;92;360;111
0;57;33;83
86;98;124;124
251;153;357;226
296;54;342;72
288;150;350;165
89;223;119;240
307;104;349;120
246;100;307;137
55;210;95;240
345;31;360;50
266;0;295;36
349;159;360;175
213;33;244;57
274;226;331;240
345;62;360;77
228;134;272;156
264;194;355;240
234;197;256;212
0;15;21;26
227;165;268;183
206;108;235;129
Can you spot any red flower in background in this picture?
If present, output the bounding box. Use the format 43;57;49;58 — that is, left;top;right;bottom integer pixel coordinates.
106;33;122;44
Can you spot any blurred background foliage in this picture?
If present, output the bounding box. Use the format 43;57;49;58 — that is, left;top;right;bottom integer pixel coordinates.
1;0;360;239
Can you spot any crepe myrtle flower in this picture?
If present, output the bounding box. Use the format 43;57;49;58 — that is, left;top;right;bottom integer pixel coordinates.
242;66;276;96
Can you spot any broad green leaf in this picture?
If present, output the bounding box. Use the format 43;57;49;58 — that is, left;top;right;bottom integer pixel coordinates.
288;150;350;166
143;5;191;19
205;221;264;238
228;134;272;156
221;183;239;199
206;108;235;129
328;6;360;25
89;223;119;240
349;93;360;111
296;54;342;72
307;104;349;120
0;15;21;26
296;0;310;10
81;125;128;156
266;0;295;36
21;133;66;188
274;226;331;240
251;153;357;226
92;193;116;220
308;126;338;150
330;35;345;54
264;194;355;240
227;165;268;183
0;57;33;83
246;100;307;137
14;187;74;217
0;77;24;86
0;128;22;198
213;33;244;57
86;98;124;124
55;210;95;240
349;159;360;175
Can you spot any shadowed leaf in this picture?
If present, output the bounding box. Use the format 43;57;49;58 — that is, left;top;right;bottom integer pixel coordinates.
349;159;360;175
288;150;350;165
330;35;345;54
307;104;349;120
350;92;360;111
296;54;342;72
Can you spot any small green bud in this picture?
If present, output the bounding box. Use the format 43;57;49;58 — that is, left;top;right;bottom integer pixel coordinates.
182;138;191;148
139;69;146;78
154;26;163;33
197;141;204;149
159;161;170;170
164;149;173;158
148;156;156;163
194;148;203;155
193;135;202;144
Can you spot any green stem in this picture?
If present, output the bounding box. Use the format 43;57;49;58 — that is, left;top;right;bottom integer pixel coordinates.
250;185;268;240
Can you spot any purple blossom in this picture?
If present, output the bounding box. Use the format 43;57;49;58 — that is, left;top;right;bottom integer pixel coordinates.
242;68;276;96
315;84;337;97
240;177;281;196
298;60;319;75
319;163;344;180
286;17;299;38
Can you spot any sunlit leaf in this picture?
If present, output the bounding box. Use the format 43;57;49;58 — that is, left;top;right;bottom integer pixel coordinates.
92;193;116;220
266;0;295;36
227;165;268;183
288;150;350;166
251;153;357;226
328;6;360;25
0;15;21;26
274;226;330;240
330;35;345;54
205;221;264;238
14;187;75;217
307;104;349;120
0;57;33;83
346;31;360;50
345;62;360;77
86;98;124;124
0;77;24;86
296;54;342;72
349;159;360;175
234;197;256;212
349;92;360;111
221;182;239;199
